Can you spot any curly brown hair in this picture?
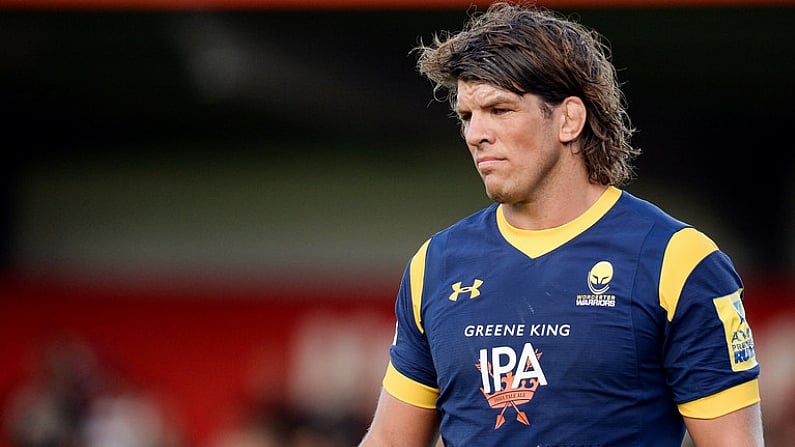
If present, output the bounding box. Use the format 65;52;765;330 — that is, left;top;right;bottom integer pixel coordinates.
416;2;640;186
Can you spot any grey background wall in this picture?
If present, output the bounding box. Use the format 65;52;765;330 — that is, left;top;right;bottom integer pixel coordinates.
2;6;793;286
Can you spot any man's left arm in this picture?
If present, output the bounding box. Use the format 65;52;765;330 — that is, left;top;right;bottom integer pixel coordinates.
684;402;764;447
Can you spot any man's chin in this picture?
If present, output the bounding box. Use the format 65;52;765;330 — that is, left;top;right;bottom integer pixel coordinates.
485;189;509;204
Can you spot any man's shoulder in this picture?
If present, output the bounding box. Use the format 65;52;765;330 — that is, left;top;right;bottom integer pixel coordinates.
416;204;500;258
432;203;499;239
613;189;690;234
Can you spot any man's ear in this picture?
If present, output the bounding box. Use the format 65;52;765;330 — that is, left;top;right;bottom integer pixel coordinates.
559;96;587;144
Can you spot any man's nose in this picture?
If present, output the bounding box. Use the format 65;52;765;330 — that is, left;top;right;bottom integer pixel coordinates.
464;114;492;147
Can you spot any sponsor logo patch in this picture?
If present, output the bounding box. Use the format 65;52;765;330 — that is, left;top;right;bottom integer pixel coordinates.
477;343;546;429
713;290;757;371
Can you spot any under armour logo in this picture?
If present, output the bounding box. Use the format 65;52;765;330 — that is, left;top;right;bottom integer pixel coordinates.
449;279;484;301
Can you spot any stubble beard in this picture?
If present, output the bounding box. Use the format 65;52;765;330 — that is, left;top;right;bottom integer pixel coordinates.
481;173;514;204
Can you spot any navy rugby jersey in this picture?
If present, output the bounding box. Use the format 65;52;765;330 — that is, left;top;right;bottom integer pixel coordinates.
384;186;760;447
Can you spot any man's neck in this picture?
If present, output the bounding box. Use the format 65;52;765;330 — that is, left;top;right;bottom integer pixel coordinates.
501;182;608;231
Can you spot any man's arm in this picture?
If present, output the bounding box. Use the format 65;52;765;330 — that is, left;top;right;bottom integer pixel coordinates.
359;388;440;447
684;403;764;447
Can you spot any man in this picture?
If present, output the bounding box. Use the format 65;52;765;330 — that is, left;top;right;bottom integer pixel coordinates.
359;3;763;446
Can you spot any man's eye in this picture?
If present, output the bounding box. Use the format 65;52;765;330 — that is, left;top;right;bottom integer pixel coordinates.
492;108;509;115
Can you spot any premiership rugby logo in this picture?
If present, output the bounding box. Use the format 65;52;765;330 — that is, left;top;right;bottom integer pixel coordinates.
713;290;757;371
576;261;617;307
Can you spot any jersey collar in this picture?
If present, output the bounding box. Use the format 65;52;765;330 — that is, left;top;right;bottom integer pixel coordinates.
496;186;622;259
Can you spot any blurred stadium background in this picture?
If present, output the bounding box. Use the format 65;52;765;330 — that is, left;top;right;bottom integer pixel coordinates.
1;0;794;446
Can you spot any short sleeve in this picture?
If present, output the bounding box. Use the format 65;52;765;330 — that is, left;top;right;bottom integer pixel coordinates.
384;241;439;408
660;229;760;417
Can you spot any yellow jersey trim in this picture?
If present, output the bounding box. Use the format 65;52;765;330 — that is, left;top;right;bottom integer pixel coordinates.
659;228;718;321
678;379;760;419
383;361;439;409
496;186;621;259
409;239;431;334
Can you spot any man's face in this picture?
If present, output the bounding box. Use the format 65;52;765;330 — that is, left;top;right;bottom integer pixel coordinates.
455;80;565;205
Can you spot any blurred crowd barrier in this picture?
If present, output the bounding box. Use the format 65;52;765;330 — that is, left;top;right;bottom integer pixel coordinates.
0;273;792;447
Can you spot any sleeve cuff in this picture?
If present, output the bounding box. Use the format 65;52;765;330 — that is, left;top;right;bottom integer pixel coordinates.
678;379;761;419
383;361;439;409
